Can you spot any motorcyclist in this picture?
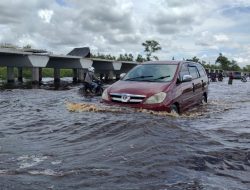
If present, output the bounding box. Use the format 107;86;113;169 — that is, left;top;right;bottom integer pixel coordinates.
241;73;247;82
84;66;99;93
218;71;223;81
210;72;217;82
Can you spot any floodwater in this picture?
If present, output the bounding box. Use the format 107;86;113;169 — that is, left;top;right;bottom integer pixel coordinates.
0;78;249;190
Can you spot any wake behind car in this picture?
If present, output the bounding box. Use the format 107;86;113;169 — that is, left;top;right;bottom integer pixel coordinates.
102;61;209;114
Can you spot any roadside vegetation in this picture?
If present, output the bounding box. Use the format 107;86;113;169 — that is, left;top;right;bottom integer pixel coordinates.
91;40;250;72
0;67;73;80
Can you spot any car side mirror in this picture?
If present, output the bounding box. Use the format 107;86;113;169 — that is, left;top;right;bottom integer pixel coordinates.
120;73;126;79
182;75;192;82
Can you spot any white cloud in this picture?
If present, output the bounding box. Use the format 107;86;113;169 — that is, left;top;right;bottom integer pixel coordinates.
18;35;32;46
38;9;54;23
214;34;230;43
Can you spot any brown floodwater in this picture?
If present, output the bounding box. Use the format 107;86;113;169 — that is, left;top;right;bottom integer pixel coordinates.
0;78;249;190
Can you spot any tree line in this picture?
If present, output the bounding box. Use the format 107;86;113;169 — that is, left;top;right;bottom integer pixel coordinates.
91;40;162;63
91;40;250;72
187;54;250;72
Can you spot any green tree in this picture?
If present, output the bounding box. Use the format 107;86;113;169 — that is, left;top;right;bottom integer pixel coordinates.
142;40;162;61
90;53;115;60
215;53;231;70
135;54;146;62
23;44;32;49
231;60;241;71
117;53;134;61
186;56;200;63
215;53;241;71
243;65;250;72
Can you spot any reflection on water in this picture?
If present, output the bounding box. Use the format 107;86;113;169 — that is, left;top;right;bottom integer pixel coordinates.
0;79;250;190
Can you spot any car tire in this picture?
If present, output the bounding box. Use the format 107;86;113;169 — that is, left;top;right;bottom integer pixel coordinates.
170;104;179;115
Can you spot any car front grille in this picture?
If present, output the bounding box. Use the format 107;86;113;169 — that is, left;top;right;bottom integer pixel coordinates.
110;93;146;104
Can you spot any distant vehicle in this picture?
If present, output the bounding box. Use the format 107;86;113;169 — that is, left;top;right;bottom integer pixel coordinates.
101;61;209;114
241;75;247;82
232;72;242;79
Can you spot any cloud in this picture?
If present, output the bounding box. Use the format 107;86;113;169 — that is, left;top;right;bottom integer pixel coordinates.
213;34;229;43
0;0;249;67
38;9;54;23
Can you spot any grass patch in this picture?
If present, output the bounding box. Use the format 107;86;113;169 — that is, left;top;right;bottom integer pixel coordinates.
0;67;74;80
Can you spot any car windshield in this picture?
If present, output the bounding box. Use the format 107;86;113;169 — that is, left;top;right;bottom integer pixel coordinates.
123;64;177;82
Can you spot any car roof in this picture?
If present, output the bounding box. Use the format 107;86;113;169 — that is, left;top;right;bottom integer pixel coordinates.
142;60;199;65
142;60;201;65
143;61;180;65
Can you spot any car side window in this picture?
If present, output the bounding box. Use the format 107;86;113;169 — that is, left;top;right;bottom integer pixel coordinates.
196;64;206;77
188;66;200;79
179;64;189;81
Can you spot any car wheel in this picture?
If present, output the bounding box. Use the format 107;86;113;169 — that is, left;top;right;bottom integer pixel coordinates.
170;104;179;115
201;95;207;104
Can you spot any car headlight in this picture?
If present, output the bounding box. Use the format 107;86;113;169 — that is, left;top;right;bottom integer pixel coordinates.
144;92;166;104
102;89;109;101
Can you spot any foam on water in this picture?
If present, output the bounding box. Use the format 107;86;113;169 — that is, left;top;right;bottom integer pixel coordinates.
28;169;63;176
17;155;48;169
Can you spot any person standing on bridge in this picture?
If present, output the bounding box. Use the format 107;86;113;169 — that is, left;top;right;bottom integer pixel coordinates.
84;66;99;93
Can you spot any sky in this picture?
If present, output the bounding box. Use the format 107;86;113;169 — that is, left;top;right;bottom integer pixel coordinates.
0;0;250;67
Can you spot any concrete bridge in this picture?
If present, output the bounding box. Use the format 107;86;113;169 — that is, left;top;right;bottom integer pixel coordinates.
0;47;138;84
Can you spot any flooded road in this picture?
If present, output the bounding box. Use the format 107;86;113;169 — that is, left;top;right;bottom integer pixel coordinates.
0;79;249;190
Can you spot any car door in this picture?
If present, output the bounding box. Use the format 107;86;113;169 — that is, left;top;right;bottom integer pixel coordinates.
177;63;194;111
187;63;202;104
196;63;209;95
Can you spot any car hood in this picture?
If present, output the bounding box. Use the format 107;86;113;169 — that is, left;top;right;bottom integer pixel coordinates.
108;80;171;96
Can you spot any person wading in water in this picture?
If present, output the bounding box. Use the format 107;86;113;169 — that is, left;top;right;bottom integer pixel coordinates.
228;72;233;85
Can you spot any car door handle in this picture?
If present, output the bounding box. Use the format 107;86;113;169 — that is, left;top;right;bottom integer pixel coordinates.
201;80;206;88
192;83;195;92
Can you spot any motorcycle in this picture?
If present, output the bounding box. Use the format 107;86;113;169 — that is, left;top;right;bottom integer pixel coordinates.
241;76;247;82
210;76;217;82
79;80;104;96
218;76;223;82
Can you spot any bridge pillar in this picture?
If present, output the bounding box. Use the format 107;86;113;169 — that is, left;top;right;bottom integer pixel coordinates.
7;67;15;83
78;69;84;82
17;67;23;82
32;67;40;84
54;68;60;84
72;69;78;83
115;73;120;81
39;68;43;83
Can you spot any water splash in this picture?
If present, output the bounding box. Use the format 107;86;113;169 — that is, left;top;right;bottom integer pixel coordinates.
65;100;234;119
66;102;123;113
66;102;179;117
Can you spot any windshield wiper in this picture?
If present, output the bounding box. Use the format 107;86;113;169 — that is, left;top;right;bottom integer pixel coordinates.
125;75;153;81
152;75;171;81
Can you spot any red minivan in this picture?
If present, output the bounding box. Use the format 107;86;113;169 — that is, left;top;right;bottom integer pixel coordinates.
101;61;209;114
